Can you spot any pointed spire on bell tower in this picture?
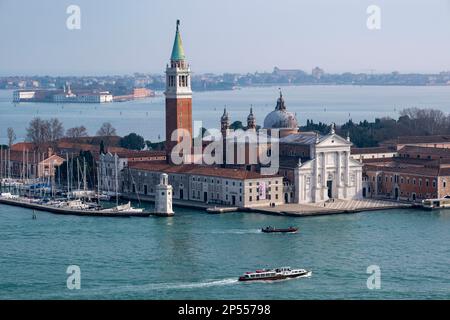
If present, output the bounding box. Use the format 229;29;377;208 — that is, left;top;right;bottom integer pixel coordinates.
171;20;185;61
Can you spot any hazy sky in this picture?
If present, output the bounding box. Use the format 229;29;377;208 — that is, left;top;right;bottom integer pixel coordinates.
1;0;450;75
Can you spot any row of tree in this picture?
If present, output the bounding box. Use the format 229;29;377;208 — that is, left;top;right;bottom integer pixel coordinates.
303;108;450;148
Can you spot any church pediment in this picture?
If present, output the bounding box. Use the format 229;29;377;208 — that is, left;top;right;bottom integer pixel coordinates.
316;134;352;148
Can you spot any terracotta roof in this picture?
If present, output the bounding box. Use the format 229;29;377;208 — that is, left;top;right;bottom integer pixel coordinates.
351;146;396;155
128;162;280;180
398;145;450;157
39;154;65;165
114;150;167;159
365;164;439;176
1;150;43;163
10;142;34;151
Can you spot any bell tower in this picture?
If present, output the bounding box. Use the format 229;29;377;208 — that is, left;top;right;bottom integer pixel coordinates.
165;20;192;159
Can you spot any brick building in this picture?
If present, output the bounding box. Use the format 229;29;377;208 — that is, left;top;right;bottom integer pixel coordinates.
121;162;284;208
363;146;450;201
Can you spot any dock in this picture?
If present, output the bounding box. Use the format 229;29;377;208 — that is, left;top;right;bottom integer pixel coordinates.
245;199;414;217
121;193;414;217
0;198;151;218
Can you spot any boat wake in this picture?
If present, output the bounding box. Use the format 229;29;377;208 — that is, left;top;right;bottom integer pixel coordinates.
209;229;262;234
80;278;239;296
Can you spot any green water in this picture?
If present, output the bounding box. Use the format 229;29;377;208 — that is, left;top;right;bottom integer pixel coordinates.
0;203;449;299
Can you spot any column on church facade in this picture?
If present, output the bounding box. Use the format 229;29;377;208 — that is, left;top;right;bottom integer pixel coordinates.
313;152;319;202
336;151;342;199
345;151;350;198
337;151;341;187
321;152;327;200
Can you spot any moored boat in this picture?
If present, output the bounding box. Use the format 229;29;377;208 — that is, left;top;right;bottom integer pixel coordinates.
238;267;311;282
422;197;450;210
100;201;144;214
261;226;298;233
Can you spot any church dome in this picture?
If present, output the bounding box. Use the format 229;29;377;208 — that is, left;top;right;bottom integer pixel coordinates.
263;92;298;129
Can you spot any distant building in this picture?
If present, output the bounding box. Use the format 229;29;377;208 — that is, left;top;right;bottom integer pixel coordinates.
53;85;113;103
312;67;324;80
273;67;304;77
380;135;450;150
14;84;113;104
351;146;398;161
13;90;36;102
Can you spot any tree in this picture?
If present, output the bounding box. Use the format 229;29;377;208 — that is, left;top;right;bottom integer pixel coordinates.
145;140;164;151
229;121;244;131
96;122;117;136
26;117;50;147
66;126;89;138
25;117;64;150
7;127;16;147
120;133;145;150
48;118;64;142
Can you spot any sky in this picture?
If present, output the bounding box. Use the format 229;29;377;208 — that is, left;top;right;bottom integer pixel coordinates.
1;0;450;75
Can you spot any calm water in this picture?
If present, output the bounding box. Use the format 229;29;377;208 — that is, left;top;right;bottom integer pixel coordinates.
2;85;450;144
0;203;449;300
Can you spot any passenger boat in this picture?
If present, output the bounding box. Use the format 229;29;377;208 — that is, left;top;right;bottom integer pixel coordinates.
422;196;450;210
239;267;311;282
261;226;298;233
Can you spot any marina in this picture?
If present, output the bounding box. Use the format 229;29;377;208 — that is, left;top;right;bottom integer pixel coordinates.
0;197;150;217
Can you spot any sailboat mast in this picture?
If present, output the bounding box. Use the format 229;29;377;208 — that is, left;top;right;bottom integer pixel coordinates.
66;153;69;199
77;158;80;192
115;154;118;206
83;158;87;192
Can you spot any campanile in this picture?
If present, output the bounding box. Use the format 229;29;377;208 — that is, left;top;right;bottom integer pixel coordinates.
165;20;192;159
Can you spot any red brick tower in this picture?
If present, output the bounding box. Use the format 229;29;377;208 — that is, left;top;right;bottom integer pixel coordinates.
165;20;192;161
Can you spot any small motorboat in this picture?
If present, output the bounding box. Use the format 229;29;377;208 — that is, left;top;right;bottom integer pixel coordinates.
239;267;311;282
261;226;298;233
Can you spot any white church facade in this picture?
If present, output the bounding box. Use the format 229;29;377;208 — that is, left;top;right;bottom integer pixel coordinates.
292;129;363;203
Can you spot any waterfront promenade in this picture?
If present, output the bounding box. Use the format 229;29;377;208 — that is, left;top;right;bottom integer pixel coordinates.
122;193;412;217
248;199;412;217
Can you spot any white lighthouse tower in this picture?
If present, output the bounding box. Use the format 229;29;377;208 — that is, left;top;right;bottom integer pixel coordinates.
154;173;174;216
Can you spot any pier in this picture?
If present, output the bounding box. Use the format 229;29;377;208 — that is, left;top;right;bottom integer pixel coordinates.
121;193;414;217
0;197;151;218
